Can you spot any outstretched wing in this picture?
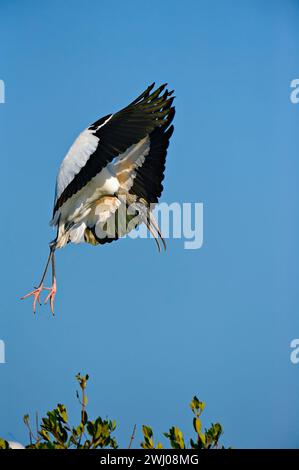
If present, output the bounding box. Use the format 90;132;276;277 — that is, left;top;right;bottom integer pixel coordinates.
83;111;175;251
53;83;175;218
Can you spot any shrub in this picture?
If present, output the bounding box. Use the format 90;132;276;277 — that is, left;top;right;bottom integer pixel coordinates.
0;374;226;449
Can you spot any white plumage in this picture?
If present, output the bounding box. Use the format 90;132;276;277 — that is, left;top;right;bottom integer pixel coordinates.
55;128;100;203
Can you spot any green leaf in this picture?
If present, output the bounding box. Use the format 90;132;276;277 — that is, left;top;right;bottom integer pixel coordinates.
59;426;68;444
174;427;185;449
76;422;84;436
141;438;154;449
164;426;185;449
110;420;116;432
57;404;68;423
190;438;197;449
141;426;154;449
142;425;153;439
0;439;9;449
86;421;95;437
190;396;205;416
39;429;51;442
110;437;118;449
193;417;201;435
76;373;89;390
81;410;88;425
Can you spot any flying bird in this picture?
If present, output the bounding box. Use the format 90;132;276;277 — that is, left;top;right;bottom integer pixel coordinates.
21;83;175;314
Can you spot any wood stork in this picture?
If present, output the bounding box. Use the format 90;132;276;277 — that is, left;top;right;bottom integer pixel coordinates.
21;83;175;314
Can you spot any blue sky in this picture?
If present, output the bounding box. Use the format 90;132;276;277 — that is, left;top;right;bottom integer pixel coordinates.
0;0;298;448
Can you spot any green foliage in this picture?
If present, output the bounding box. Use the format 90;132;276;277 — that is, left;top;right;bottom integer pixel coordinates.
140;425;154;449
164;426;185;449
188;396;223;449
23;374;117;449
140;395;225;450
0;439;9;449
0;375;227;449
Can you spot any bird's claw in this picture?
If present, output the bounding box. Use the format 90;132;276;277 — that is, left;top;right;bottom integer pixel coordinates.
44;279;57;315
21;279;57;315
21;284;44;313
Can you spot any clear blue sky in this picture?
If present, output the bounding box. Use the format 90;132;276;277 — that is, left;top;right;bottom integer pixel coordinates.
0;0;298;448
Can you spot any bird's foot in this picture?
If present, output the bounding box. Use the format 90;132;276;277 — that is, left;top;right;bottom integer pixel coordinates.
44;278;57;315
21;284;45;313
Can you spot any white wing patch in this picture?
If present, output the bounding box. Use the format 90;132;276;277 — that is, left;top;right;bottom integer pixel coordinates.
112;136;150;191
55;128;99;203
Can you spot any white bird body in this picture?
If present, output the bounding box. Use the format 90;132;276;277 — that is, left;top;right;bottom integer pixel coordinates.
22;83;175;313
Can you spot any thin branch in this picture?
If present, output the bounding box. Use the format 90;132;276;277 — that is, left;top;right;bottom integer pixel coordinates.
24;415;38;444
35;411;39;437
128;424;137;449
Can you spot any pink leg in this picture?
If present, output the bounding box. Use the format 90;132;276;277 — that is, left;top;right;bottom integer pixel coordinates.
21;247;57;314
44;277;57;315
44;250;57;315
21;284;45;313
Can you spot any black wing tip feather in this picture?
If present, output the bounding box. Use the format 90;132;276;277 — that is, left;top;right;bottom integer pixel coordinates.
116;82;175;137
129;82;156;105
130;82;174;108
